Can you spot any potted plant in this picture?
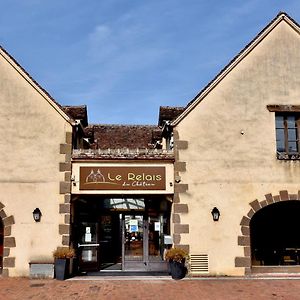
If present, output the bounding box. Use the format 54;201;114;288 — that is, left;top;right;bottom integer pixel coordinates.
165;247;188;280
53;247;75;280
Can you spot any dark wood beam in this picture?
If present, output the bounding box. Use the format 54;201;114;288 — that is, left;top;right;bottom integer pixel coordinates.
267;105;300;112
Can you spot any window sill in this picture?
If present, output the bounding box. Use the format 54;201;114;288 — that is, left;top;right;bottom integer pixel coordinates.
277;152;300;160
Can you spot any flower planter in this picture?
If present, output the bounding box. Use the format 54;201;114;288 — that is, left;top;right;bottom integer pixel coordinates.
54;258;69;280
165;247;188;280
53;247;76;280
169;260;187;280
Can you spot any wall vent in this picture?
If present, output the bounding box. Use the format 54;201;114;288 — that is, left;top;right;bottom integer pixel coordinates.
190;254;209;274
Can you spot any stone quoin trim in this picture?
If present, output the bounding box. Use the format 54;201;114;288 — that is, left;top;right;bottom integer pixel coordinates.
58;131;72;246
172;129;189;252
0;202;16;277
235;190;300;274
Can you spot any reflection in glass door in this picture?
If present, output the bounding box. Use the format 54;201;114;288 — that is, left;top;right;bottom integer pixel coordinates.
148;215;163;260
124;215;144;260
99;215;122;271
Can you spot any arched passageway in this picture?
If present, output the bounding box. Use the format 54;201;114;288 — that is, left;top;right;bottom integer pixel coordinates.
250;200;300;266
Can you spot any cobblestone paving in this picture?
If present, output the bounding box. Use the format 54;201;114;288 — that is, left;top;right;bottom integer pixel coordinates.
0;277;300;300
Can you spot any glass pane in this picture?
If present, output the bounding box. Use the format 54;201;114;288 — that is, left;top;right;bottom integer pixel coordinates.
288;129;297;141
275;115;284;128
287;115;296;128
288;142;298;153
103;198;145;210
81;247;98;262
276;129;285;152
125;215;143;259
99;215;122;270
149;216;161;258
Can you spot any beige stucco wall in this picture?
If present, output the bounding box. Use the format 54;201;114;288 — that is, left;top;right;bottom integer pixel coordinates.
175;21;300;275
0;52;72;276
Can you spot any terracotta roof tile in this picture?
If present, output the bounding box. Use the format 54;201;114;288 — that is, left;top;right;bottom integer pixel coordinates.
72;148;174;161
158;106;185;126
62;105;88;126
85;124;162;149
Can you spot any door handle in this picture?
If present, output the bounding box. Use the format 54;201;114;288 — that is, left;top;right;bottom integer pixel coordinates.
78;243;100;248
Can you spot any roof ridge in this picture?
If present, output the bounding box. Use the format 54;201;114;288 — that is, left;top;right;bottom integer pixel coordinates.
62;104;87;108
160;105;185;109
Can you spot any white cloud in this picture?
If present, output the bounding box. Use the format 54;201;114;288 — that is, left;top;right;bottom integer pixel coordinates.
89;25;111;43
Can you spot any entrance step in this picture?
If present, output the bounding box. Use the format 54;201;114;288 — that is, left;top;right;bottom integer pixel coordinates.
251;266;300;274
85;271;169;276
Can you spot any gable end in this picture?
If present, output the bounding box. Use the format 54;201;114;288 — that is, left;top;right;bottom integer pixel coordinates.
172;12;300;126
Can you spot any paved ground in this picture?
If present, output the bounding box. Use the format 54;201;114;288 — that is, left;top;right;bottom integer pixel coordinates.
1;276;300;300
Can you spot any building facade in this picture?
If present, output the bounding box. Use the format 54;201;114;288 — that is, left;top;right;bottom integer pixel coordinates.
0;12;300;277
171;12;300;276
70;124;175;273
0;47;74;277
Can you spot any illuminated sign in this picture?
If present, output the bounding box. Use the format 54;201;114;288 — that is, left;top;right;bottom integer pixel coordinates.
79;166;166;191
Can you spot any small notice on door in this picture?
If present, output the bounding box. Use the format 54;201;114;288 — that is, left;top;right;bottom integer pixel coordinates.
130;225;138;232
85;233;92;242
129;220;138;226
129;219;138;232
154;222;160;231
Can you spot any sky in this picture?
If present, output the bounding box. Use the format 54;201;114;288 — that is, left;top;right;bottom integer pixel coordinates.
1;1;300;125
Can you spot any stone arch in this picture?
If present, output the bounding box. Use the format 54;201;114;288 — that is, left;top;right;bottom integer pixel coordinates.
235;190;300;274
0;202;16;277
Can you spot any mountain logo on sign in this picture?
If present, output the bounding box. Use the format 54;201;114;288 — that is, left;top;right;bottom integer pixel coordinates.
85;169;105;183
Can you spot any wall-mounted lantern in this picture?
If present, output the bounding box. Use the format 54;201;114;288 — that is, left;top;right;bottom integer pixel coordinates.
33;208;42;222
211;207;220;221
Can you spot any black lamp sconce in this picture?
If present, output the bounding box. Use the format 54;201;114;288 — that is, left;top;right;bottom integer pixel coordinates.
211;207;220;221
33;208;42;222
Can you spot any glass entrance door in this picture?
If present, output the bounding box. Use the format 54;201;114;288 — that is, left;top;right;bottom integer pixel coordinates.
123;214;147;270
74;197;171;273
78;222;99;271
121;213;168;271
124;215;144;259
